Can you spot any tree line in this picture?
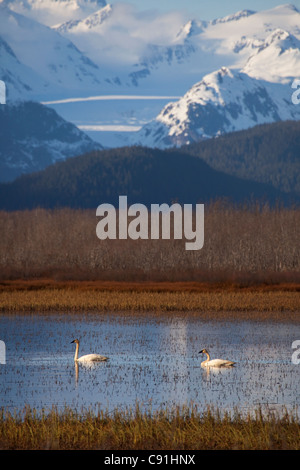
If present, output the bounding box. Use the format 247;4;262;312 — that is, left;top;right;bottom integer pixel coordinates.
0;144;297;211
0;202;299;282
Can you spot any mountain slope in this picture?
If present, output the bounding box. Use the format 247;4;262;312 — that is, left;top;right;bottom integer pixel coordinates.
130;67;300;148
0;101;103;182
0;4;106;99
1;3;300;99
0;145;296;211
54;3;112;33
243;28;300;82
53;3;197;87
0;0;107;26
51;3;300;92
0;35;49;100
183;120;300;195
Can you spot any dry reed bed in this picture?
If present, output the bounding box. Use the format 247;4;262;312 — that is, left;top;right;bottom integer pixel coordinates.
0;285;299;319
1;406;299;450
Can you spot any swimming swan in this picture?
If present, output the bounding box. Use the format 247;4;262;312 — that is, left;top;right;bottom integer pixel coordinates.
71;339;108;362
199;348;235;368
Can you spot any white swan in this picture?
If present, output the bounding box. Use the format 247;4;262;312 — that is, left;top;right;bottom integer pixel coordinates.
199;348;235;368
71;339;108;362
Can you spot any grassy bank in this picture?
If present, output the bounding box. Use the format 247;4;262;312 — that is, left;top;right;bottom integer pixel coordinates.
0;281;299;316
0;406;299;450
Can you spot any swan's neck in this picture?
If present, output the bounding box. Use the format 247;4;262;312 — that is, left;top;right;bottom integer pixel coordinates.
204;351;210;363
74;343;79;361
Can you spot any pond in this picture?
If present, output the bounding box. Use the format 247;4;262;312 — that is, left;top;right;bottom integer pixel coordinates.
0;312;299;418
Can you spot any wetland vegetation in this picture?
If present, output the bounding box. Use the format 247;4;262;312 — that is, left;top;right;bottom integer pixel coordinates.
0;280;299;317
1;405;300;450
1;309;299;450
0;203;299;450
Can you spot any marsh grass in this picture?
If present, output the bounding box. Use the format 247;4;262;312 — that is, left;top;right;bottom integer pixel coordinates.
0;281;299;318
0;405;299;450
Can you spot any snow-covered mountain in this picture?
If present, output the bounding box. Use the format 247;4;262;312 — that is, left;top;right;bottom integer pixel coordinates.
50;3;300;92
0;4;108;100
54;3;112;33
0;35;49;100
130;67;300;149
0;0;107;26
51;2;195;90
0;1;300;151
0;101;102;182
243;28;300;82
1;2;300;99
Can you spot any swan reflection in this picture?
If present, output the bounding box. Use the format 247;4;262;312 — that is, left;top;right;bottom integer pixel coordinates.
73;358;106;385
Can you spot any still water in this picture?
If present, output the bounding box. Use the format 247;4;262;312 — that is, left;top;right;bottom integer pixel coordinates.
0;312;299;417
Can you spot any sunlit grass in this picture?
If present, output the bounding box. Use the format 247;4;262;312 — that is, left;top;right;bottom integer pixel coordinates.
0;282;299;317
0;405;299;450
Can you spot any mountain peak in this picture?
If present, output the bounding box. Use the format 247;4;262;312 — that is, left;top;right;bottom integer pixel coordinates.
0;0;107;26
262;28;300;49
54;4;112;33
210;9;256;26
243;27;300;82
175;19;206;42
130;67;300;148
272;3;299;13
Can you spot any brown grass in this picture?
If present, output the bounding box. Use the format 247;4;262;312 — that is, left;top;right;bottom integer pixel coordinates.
0;281;299;319
0;405;299;450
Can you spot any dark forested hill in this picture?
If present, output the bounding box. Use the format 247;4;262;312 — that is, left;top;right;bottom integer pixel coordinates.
182;120;300;195
0;145;296;211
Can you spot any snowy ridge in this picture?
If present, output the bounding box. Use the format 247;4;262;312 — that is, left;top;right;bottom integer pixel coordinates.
210;9;256;25
49;3;300;91
1;2;300;98
0;4;108;100
54;4;112;33
175;20;207;42
130;67;300;149
243;28;300;82
0;0;107;26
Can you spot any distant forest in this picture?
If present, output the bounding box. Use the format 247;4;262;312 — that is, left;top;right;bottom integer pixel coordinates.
1;119;300;211
183;120;300;195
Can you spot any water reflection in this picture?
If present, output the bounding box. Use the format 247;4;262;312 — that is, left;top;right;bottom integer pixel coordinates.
74;362;78;384
73;360;108;385
0;312;299;418
201;366;234;378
